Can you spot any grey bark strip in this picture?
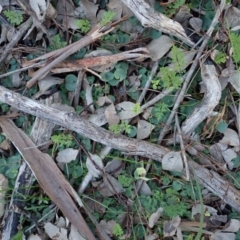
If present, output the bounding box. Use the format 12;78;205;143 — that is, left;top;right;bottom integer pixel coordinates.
120;0;195;47
0;86;240;212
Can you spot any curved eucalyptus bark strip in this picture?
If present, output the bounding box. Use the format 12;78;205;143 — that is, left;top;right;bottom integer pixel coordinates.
181;61;222;136
0;86;239;212
120;0;195;47
0;86;169;161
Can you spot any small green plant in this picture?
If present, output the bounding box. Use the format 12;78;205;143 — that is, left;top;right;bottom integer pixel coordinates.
51;133;73;154
171;45;185;71
132;103;141;114
109;120;131;134
151;79;161;90
152;102;168;121
74;19;91;33
214;51;227;64
229;32;240;63
101;10;116;26
159;45;184;89
164;201;188;218
164;0;186;16
160;67;182;89
112;223;124;237
50;34;67;50
3;10;23;25
118;174;133;187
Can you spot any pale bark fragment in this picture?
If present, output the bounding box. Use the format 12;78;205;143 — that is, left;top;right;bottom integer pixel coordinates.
0;86;239;212
121;0;195;46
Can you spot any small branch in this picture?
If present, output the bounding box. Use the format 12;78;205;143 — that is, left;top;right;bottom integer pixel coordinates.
175;114;189;180
138;60;159;104
0;17;33;66
26;17;128;88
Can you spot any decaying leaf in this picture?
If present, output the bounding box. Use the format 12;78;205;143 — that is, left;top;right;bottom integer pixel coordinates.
163;216;181;237
162;152;183;172
116;101;142;120
137;120;155;140
220;128;240;147
99;220;117;237
221;148;237;170
192;204;217;218
136;180;152;195
69;224;88;240
83;79;94;113
212;231;236;240
98;173;124;196
146;35;174;61
105;159;123;177
97;96;113;106
105;103;120;126
12;71;23;88
88;107;108;126
223;219;240;232
86;153;104;178
189;17;202;32
148;207;163;228
229;71;240;94
44;222;68;240
56;148;79;164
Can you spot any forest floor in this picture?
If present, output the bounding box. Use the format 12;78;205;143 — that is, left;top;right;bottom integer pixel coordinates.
0;0;240;239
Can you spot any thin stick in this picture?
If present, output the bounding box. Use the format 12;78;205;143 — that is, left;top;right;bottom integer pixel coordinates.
175;114;190;180
0;17;33;66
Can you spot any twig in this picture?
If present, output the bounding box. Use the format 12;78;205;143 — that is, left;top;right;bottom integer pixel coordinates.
138;60;159;104
26;17;128;88
0;61;45;79
175;114;189;180
0;17;33;66
157;0;226;143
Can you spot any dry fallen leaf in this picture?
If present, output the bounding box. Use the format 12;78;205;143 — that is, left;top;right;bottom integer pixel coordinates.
44;222;68;240
98;173;124;196
116;101;142;120
56;148;79;164
220;128;240;147
105;103;120;126
162;151;183;172
163;216;181;237
88;107;108;126
86;153;104;178
146;35;174;61
148;207;163;228
137;120;155;140
223;219;240;232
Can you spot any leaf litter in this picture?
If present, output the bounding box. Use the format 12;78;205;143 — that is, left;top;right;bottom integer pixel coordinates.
0;0;240;239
